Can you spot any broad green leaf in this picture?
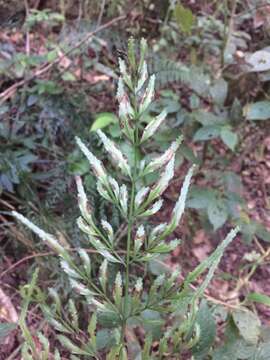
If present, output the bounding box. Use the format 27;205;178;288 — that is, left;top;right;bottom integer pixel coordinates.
90;113;118;132
97;310;121;328
174;4;195;34
189;94;200;109
141;310;164;339
109;123;121;138
213;339;256;360
255;223;270;243
47;49;58;62
212;318;253;360
193;125;221;141
207;199;228;230
247;292;270;307
187;187;216;209
180;144;200;164
247;50;270;72
224;172;243;194
96;329;115;350
210;78;228;106
212;319;239;360
148;255;169;275
62;71;76;81
243;101;270;120
193;110;223;126
213;345;238;360
254;342;270;360
236;341;257;359
192;302;216;358
261;326;270;342
232;309;261;344
221;127;238;151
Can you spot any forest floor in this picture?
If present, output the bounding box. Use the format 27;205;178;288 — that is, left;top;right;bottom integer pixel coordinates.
0;1;270;358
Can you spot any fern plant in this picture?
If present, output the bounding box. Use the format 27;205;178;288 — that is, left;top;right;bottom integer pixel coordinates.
13;38;239;359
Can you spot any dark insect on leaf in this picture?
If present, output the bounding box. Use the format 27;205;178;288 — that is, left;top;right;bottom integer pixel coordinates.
112;45;127;61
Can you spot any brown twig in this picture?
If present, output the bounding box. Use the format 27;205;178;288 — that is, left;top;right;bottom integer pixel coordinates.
0;14;126;104
0;248;127;280
221;0;237;68
97;0;107;28
24;0;30;56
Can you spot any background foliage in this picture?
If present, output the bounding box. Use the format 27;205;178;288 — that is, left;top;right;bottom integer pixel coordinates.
0;0;270;359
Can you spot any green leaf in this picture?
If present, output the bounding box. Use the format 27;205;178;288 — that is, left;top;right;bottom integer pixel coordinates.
180;144;200;165
174;4;195;34
247;49;270;72
61;71;77;81
187;187;216;209
96;329;115;350
243;101;270;120
57;335;92;356
246;292;270;307
220;127;238;151
68;159;90;175
232;309;261;344
141;310;164;339
255;342;270;360
193;110;224;126
255;223;270;243
212;319;239;360
207;199;228;230
107;345;122;360
47;49;58;62
261;326;270;342
192;302;216;358
142;334;153;360
90;113;118;132
193;125;221;141
149;240;180;254
210;78;228;106
98;310;121;328
148;255;169;275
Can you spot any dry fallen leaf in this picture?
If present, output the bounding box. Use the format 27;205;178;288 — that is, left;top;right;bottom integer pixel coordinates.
0;288;18;323
57;49;72;69
254;5;270;29
192;243;212;262
193;229;209;244
0;287;18;348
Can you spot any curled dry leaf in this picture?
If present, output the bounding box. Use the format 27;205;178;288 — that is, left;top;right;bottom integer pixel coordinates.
254;5;270;29
0;287;18;323
0;287;18;347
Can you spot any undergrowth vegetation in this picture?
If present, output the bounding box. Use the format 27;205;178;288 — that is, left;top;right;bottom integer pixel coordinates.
9;37;247;358
0;1;270;359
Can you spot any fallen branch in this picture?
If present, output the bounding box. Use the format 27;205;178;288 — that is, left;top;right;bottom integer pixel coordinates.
0;14;126;104
0;248;127;280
